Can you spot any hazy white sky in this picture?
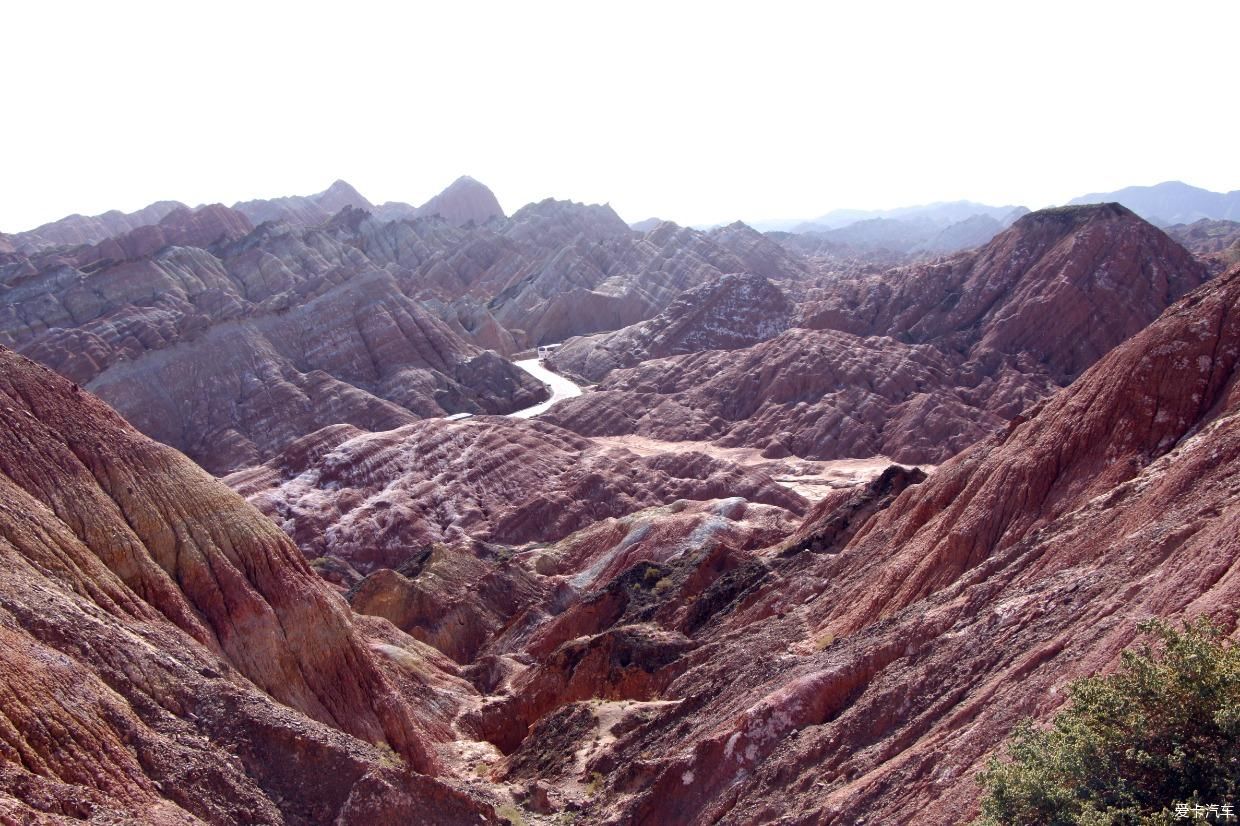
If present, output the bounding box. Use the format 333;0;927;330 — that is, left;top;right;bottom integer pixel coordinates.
3;0;1237;231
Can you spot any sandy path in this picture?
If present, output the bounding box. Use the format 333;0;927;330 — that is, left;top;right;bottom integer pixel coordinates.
508;358;585;418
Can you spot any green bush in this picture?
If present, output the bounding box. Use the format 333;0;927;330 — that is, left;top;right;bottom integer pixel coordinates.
976;618;1239;825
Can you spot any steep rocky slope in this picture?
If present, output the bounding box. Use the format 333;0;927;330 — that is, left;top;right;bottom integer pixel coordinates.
3;185;819;474
0;347;497;824
0;211;545;474
71;203;256;269
568;262;1240;825
477;212;808;345
1166;218;1240;274
236;263;1239;824
546;204;1208;463
6;180;1236;824
546;326;1051;463
801;203;1208;382
367;264;1237;824
1165;218;1240;253
549;273;795;382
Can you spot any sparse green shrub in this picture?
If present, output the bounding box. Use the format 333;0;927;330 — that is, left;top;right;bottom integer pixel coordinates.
372;740;403;767
584;770;606;797
496;803;526;826
976;618;1239;825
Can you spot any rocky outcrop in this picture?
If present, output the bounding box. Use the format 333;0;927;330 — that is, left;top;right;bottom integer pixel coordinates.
82;269;543;474
488;265;1240;825
3;190;818;473
706;221;812;283
545;204;1208;464
1166;217;1240;254
228;416;807;572
488;215;809;345
548;273;795;382
349;541;548;664
72;203;254;270
1166;218;1240;274
801;203;1209;382
1;218;546;473
0;346;495;824
545;326;1051;464
326;206;808;348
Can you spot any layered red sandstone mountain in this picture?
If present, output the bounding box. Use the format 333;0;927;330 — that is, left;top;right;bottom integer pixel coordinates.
2;180;824;473
233;179;377;227
227;415;807;572
801;203;1208;380
0;347;498;824
72;202;256;269
8;199;187;251
549;272;796;382
546;204;1209;463
235;176;506;230
230;256;1239;822
0;205;546;473
380;175;506;226
1166;217;1240;274
5;179;1235;824
547;325;1051;464
550;263;1240;825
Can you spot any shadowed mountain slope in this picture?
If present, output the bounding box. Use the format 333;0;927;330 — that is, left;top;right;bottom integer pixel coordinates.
0;346;498;824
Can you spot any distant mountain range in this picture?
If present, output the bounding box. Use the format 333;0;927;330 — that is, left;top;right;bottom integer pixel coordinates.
792;200;1028;233
723;181;1239;242
6;176;505;251
726;181;1239;257
744;201;1030;258
1067;180;1240;226
781;207;1030;257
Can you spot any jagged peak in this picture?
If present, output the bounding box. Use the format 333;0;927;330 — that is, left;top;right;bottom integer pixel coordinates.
512;197;624;223
324;203;373;232
413;176;504;225
320;178;362;196
314;179;373;210
444;174;484;189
